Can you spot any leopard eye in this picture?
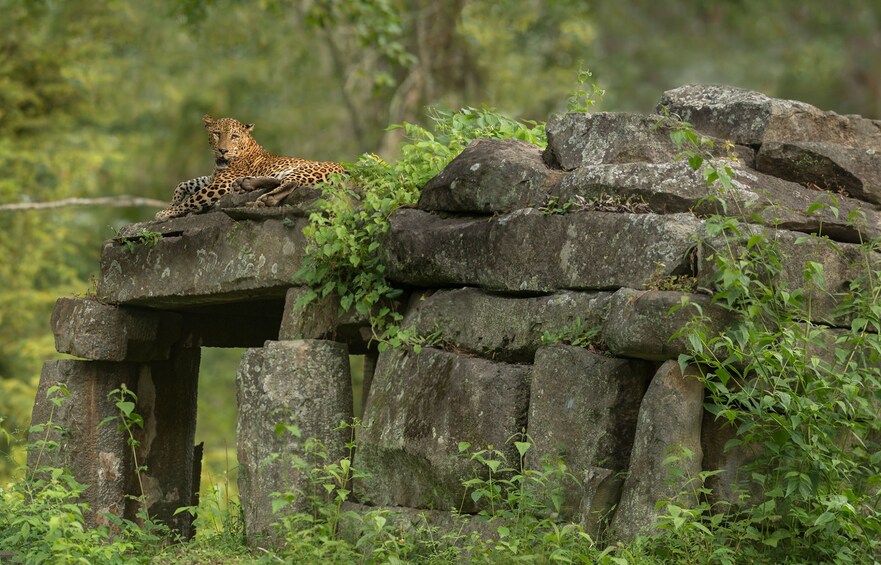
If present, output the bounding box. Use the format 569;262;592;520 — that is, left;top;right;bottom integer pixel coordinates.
211;132;219;139
231;133;240;140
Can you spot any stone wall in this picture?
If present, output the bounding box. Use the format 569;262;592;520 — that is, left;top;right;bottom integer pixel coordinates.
31;85;881;542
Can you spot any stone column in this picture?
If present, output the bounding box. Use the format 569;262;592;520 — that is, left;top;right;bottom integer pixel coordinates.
30;297;199;536
609;360;705;539
29;360;140;527
236;339;353;546
130;345;201;537
527;345;654;531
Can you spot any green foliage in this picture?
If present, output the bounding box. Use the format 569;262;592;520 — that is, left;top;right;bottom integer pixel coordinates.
0;383;168;564
264;426;603;563
541;193;652;216
567;68;606;112
541;317;603;349
539;195;575;216
99;384;150;519
116;229;162;254
652;121;881;563
297;107;546;350
645;261;700;292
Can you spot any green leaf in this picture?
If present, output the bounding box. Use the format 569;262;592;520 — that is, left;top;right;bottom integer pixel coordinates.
116;401;135;417
514;441;531;458
271;498;289;514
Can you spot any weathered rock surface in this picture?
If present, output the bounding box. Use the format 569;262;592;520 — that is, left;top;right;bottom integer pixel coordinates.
556;161;880;243
602;288;735;361
99;213;307;307
29;360;140;528
658;85;881;149
419;138;563;213
701;412;763;509
527;346;653;517
356;347;531;512
579;466;625;537
545;112;754;171
276;287;391;354
403;288;611;363
278;287;341;340
383;208;702;292
609;361;704;539
756;141;881;207
528;346;653;472
51;298;182;362
236;340;353;546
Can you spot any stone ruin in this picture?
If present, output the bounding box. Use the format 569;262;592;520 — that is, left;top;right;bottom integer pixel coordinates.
30;85;881;543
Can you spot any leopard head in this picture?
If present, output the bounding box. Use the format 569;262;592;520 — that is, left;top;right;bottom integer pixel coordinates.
202;115;259;169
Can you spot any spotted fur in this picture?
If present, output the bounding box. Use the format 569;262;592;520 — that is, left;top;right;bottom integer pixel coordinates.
155;115;344;220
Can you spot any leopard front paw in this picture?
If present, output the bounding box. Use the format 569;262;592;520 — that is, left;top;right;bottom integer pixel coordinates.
231;177;252;194
244;199;268;208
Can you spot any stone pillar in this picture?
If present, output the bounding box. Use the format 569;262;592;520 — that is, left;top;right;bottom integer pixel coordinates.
236;339;353;546
355;347;531;513
526;345;654;530
131;345;201;537
29;360;140;527
609;360;705;540
30;297;199;536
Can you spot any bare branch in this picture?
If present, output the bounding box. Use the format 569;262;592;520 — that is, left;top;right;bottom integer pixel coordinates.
0;196;167;212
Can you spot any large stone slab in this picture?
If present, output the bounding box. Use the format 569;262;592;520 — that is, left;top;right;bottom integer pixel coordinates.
698;226;879;326
383;208;703;292
418;138;562;213
657;84;881;149
602;288;735;361
556;161;880;244
403;288;612;363
355;347;531;512
98;213;308;307
545;112;754;171
29;360;140;528
528;346;653;472
51;298;182;362
527;346;654;518
236;340;354;546
757;141;881;207
609;361;704;540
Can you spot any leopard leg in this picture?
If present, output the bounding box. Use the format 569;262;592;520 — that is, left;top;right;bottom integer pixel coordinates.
155;175;235;221
231;176;282;194
170;176;212;205
247;180;301;208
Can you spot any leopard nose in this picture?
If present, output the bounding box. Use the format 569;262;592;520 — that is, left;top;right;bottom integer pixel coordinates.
219;148;229;155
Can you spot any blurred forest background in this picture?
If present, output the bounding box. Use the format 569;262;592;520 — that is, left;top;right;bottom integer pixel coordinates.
2;0;880;493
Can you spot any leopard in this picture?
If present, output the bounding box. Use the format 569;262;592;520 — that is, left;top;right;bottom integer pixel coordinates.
154;115;345;220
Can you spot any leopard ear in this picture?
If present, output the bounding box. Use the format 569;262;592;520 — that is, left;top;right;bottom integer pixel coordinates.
203;114;215;127
244;122;255;132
